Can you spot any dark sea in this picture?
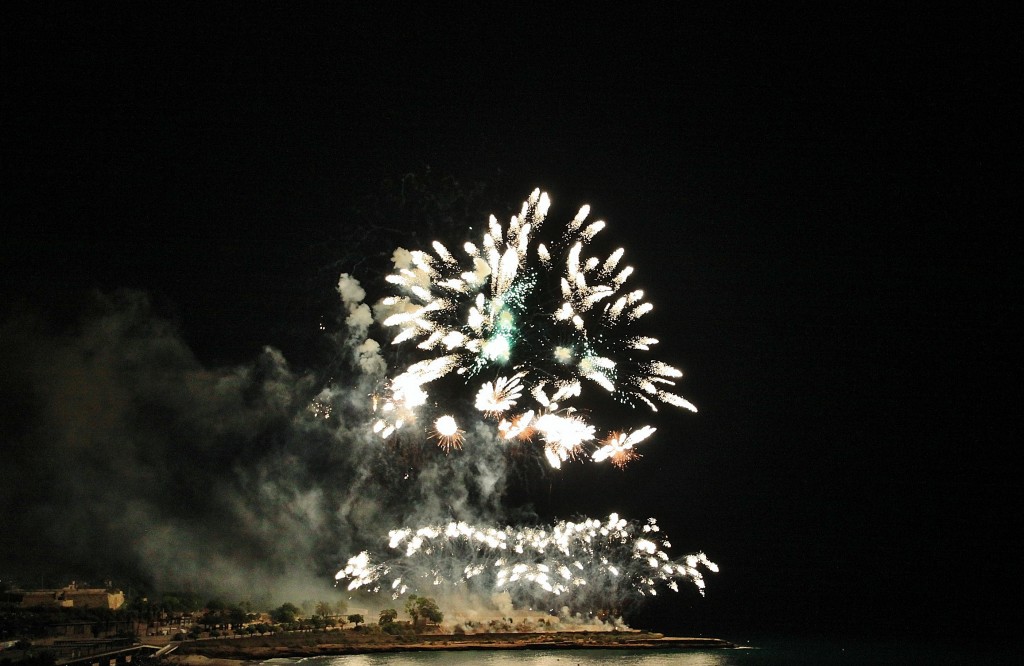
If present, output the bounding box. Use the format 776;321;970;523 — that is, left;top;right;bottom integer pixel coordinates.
259;637;1019;666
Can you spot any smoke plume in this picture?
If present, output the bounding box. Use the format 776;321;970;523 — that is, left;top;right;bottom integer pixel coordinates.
0;282;519;606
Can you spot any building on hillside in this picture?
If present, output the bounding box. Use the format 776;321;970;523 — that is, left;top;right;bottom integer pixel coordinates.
17;582;125;610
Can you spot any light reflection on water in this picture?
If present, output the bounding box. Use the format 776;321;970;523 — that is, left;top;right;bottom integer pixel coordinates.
290;650;732;666
264;639;1022;665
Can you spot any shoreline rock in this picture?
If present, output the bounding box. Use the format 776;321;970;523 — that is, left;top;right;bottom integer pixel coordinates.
165;631;735;662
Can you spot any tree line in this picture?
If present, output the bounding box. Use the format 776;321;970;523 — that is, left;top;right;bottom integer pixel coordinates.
1;592;445;643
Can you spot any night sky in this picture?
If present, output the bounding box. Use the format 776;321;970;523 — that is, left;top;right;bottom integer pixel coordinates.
2;2;1020;644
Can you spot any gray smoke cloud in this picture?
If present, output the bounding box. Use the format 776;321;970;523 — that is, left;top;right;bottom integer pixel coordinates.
0;280;523;606
1;289;342;601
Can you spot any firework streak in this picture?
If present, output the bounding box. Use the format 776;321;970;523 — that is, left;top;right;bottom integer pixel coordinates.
373;188;696;469
336;514;717;610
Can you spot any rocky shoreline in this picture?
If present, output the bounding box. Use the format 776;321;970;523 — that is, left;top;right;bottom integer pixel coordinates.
164;631;736;662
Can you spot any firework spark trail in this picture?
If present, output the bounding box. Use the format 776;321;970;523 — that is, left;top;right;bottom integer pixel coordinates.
372;189;696;468
335;513;717;613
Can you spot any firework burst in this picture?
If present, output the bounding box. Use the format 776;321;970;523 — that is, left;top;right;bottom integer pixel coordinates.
431;414;464;451
372;189;695;467
335;513;717;614
592;425;657;469
333;188;715;620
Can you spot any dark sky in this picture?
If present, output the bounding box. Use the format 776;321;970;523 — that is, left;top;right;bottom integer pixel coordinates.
2;2;1020;643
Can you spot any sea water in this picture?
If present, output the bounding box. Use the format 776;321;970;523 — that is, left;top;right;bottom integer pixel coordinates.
261;637;1019;666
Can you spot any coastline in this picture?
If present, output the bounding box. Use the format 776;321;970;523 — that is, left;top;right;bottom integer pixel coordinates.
163;631;736;663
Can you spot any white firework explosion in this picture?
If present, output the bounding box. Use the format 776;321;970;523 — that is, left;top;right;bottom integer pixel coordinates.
335;513;717;613
371;189;696;468
335;188;715;619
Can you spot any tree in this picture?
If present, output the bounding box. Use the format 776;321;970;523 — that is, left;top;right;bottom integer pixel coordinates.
404;596;420;627
161;592;203;613
314;601;333;618
346;613;363;628
415;597;443;627
378;608;398;625
199;603;246;632
228;606;247;628
404;595;442;629
270;602;300;624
